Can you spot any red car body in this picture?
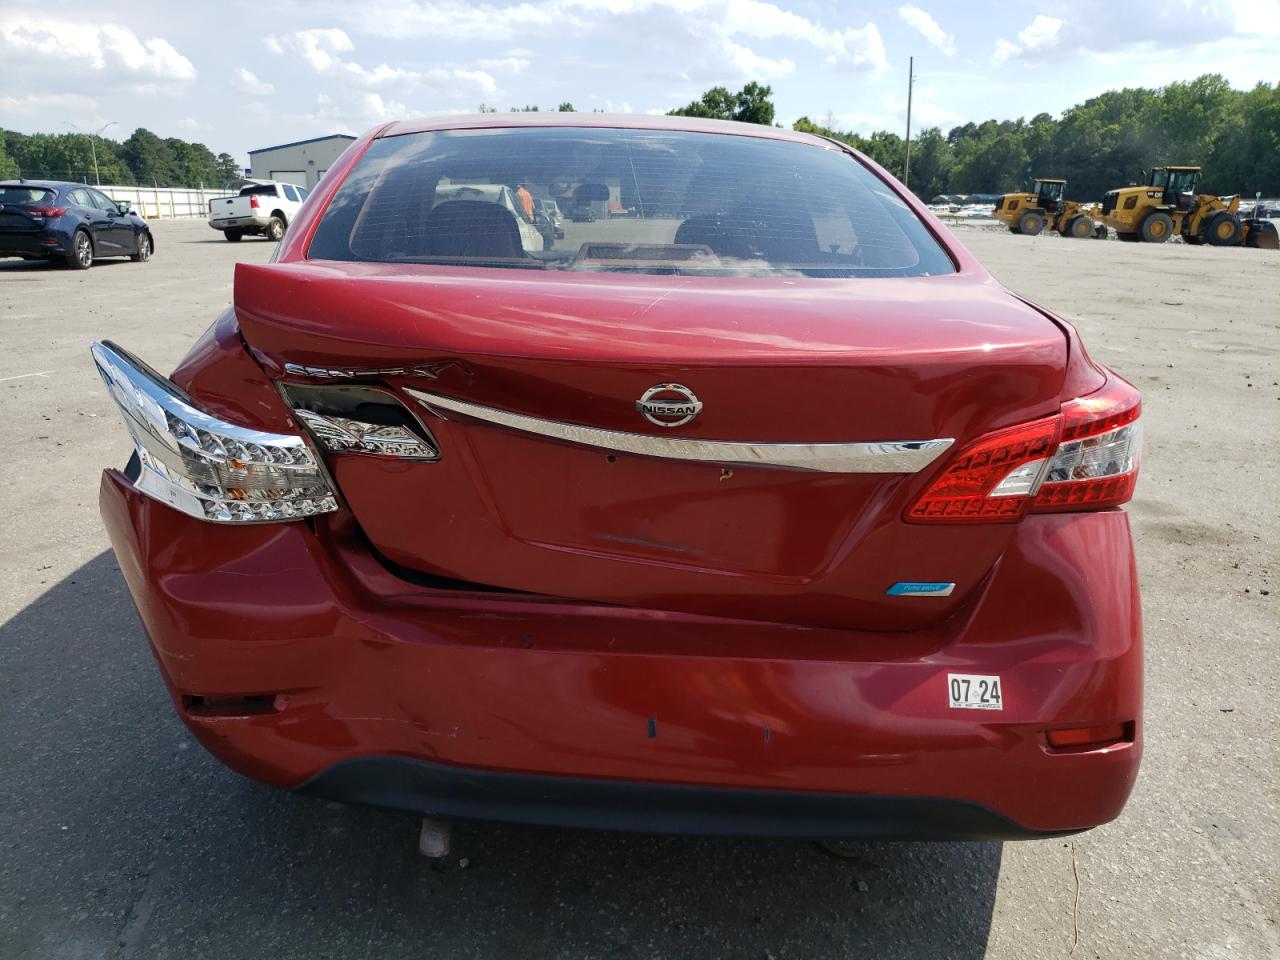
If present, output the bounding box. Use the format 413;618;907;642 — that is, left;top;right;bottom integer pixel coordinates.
96;115;1142;838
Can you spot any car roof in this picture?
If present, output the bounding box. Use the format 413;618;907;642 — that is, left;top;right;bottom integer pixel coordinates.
0;180;80;190
379;113;832;149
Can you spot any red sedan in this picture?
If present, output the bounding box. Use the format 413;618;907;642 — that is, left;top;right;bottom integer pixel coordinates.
94;115;1142;839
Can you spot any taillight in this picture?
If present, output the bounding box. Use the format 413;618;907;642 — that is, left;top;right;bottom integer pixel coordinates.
207;201;213;213
1046;722;1131;750
907;373;1141;522
249;195;260;209
91;340;339;523
27;206;66;217
1034;377;1141;512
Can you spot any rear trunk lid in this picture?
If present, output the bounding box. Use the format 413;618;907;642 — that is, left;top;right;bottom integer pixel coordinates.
235;261;1068;630
0;204;52;236
208;195;254;221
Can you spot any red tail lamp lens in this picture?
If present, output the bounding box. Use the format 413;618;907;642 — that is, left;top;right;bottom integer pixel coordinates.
907;372;1142;523
907;416;1060;522
1046;723;1131;749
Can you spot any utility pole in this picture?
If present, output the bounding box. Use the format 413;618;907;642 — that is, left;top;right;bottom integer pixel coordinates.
64;120;118;185
903;56;915;189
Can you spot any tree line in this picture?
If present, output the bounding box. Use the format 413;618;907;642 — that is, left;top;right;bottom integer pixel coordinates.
0;128;241;188
680;75;1280;200
3;74;1274;197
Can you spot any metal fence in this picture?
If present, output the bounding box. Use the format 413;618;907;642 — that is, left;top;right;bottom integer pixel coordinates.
95;184;226;220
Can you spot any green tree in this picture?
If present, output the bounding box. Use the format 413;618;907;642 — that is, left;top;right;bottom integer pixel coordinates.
669;85;737;120
951;131;1030;192
791;73;1276;200
861;131;906;175
733;82;775;125
120;128;178;185
557;102;575;112
0;136;18;179
1209;82;1280;195
215;152;241;183
3;125;240;186
669;83;775;125
909;127;954;199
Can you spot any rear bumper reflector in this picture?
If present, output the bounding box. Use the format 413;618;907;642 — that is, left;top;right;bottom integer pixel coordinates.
405;388;953;474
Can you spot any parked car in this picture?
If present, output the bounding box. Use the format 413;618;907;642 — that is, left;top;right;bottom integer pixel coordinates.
207;180;308;242
0;180;153;268
92;115;1143;841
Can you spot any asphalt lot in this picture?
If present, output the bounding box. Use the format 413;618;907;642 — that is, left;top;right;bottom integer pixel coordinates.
0;220;1276;959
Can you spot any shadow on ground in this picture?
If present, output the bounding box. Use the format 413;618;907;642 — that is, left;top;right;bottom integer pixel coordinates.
0;257;135;273
186;237;279;244
0;552;1002;959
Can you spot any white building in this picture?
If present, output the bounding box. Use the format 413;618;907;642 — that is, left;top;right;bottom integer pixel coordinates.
247;134;357;190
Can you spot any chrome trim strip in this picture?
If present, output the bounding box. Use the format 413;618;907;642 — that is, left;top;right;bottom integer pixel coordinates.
405;388;953;474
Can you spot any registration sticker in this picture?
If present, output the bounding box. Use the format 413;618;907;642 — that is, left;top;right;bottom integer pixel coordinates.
947;673;1003;711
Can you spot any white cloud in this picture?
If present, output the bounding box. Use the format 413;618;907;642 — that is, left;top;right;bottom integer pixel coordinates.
0;19;195;89
1019;15;1063;50
835;23;888;73
828;87;965;137
266;28;495;95
478;56;532;73
991;14;1062;64
233;68;276;96
991;37;1019;65
724;41;795;79
0;92;98;115
988;1;1264;67
898;5;956;56
306;0;888;76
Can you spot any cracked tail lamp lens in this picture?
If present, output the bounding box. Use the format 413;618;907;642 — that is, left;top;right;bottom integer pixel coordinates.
292;409;439;460
90;340;338;523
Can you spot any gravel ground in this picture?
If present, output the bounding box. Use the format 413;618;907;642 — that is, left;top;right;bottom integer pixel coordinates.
0;219;1275;959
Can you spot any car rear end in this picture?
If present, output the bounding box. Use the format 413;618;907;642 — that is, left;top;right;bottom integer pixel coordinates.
94;117;1142;838
0;183;72;260
207;185;275;233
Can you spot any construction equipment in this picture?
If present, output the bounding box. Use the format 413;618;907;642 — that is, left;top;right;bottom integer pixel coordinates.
993;178;1099;239
1095;165;1279;249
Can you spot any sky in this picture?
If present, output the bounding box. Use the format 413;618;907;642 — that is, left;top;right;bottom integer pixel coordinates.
2;0;1278;166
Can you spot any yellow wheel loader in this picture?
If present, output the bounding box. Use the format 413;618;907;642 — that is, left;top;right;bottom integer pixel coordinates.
1096;165;1279;249
993;178;1100;239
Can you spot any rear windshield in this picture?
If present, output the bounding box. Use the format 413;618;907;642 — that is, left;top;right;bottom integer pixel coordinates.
0;186;56;205
240;184;280;196
307;127;955;278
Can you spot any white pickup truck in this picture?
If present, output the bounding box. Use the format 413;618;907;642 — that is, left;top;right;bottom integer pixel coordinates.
207;181;309;242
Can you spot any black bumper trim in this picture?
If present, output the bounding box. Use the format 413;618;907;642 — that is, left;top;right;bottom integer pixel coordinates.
297;756;1073;840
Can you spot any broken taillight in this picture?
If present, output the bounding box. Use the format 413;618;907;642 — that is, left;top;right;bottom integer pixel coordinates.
91;340;339;523
907;373;1141;522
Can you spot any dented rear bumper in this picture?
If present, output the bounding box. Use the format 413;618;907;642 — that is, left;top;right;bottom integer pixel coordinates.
100;467;1142;838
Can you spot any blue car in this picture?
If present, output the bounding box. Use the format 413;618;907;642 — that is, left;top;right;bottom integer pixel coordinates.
0;180;154;269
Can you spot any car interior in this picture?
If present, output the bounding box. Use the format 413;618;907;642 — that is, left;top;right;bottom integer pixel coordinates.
315;128;955;277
